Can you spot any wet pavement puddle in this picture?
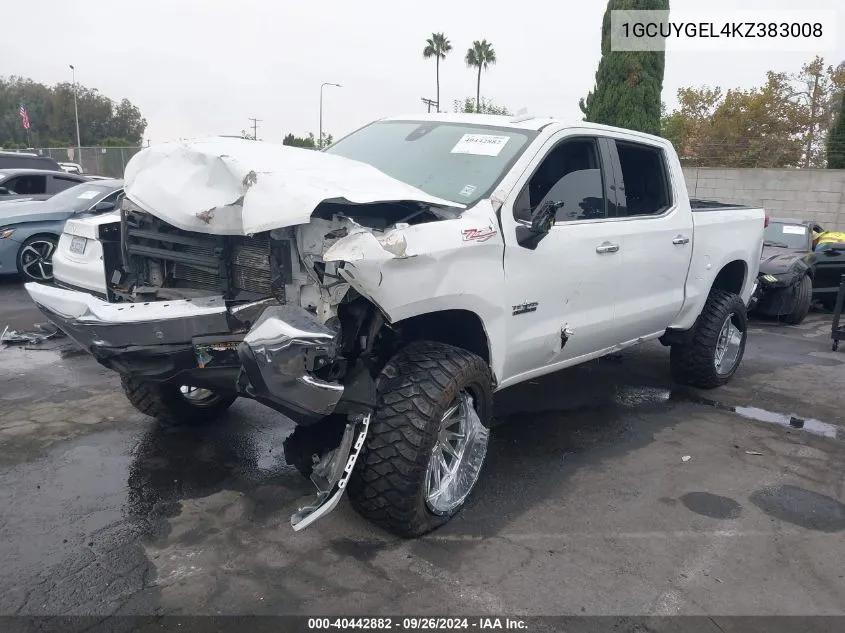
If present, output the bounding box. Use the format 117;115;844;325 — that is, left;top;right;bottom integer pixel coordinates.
683;394;839;440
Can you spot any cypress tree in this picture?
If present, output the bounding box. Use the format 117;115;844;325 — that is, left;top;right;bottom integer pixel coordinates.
827;91;845;169
579;0;669;135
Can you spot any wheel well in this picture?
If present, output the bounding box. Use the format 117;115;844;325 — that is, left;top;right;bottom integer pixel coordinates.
392;309;491;365
712;260;747;296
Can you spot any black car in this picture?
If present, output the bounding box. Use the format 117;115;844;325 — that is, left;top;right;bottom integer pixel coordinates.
0;168;89;202
0;151;62;171
750;218;845;324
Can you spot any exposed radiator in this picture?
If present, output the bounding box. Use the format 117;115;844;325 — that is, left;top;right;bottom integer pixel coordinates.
123;209;283;299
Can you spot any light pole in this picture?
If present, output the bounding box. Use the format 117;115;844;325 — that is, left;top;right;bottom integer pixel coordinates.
69;65;82;160
319;82;342;149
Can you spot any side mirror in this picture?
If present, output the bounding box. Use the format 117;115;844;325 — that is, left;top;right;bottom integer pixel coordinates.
0;187;9;195
92;200;116;212
516;200;563;250
530;200;562;235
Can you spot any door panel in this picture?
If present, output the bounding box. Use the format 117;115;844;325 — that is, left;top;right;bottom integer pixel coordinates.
500;133;625;384
608;140;693;342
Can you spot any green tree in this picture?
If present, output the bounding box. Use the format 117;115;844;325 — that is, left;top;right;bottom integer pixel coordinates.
791;56;845;167
580;0;669;135
0;75;147;146
423;33;452;113
827;91;845;168
465;40;497;113
282;132;331;149
453;96;511;115
661;73;806;168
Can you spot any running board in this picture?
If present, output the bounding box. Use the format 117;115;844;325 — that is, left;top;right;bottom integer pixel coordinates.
290;412;371;531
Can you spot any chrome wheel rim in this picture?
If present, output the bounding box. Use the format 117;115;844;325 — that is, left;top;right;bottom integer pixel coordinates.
20;239;56;281
714;313;743;375
424;390;489;515
179;385;220;406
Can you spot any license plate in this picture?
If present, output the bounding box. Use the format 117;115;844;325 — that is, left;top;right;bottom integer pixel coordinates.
69;236;87;255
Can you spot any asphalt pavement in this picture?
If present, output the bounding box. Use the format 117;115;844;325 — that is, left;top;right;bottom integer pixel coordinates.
1;275;843;621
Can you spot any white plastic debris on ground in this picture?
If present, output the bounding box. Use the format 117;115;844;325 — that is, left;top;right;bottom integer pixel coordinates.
123;136;465;237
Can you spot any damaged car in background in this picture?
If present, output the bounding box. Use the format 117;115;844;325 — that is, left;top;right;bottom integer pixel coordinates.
27;115;765;536
750;218;845;322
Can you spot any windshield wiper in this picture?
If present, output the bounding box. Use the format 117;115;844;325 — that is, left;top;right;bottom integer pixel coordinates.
763;241;790;248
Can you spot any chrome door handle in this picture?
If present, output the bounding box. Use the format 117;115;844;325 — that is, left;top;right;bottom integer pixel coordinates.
672;235;690;245
596;242;620;254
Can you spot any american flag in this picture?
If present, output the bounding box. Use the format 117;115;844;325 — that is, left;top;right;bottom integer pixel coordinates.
19;104;30;130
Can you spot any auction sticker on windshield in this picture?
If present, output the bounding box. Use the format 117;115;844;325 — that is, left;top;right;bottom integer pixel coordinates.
77;190;99;200
783;225;807;235
451;134;510;157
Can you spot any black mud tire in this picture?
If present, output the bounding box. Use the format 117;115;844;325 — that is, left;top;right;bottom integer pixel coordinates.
782;274;812;325
120;377;236;426
670;289;748;390
347;341;493;538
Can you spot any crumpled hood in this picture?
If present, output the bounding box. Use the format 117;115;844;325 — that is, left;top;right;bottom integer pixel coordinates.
0;200;71;227
123;136;466;236
758;246;807;275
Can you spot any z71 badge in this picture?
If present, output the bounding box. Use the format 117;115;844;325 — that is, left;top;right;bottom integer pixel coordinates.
462;226;498;242
512;301;538;316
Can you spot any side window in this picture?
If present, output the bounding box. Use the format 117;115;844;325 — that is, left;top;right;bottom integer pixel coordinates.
48;176;83;194
514;138;606;223
1;175;47;195
615;142;672;217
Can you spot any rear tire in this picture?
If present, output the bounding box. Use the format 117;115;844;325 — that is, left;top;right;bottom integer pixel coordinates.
782;275;812;325
121;377;236;426
348;341;493;537
670;289;748;389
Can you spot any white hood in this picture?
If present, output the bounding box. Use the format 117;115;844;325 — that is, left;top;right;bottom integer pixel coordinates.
123;136;465;236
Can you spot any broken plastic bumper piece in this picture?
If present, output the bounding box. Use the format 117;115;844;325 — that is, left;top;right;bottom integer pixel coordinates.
237;304;345;422
290;412;371;531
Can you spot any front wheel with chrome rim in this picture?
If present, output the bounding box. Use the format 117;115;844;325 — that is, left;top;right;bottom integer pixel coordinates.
348;341;493;537
670;289;749;389
17;235;58;282
121;377;237;427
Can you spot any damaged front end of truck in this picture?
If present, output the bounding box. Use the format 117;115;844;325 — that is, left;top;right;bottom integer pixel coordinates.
25;136;484;530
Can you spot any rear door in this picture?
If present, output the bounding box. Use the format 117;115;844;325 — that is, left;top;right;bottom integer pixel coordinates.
499;132;626;385
606;138;693;342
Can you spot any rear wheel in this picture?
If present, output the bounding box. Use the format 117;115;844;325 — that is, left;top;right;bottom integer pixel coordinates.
121;377;236;426
17;235;58;282
782;274;812;325
348;341;492;537
670;289;748;389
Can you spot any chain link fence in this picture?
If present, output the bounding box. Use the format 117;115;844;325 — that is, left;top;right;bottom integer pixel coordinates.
3;146;143;178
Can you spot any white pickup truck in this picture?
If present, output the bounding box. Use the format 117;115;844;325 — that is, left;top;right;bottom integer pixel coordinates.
27;114;765;537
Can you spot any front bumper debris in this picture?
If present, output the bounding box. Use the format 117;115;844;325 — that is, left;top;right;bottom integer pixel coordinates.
237;304;345;421
25;282;347;421
291;412;371;531
25;282;231;348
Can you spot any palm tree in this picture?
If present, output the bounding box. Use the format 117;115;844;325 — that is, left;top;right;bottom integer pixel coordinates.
423;33;452;113
465;40;497;113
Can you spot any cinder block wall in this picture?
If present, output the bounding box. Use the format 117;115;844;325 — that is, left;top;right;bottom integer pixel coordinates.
682;168;845;231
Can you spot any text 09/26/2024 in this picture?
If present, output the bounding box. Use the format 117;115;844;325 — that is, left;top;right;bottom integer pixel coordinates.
608;9;838;52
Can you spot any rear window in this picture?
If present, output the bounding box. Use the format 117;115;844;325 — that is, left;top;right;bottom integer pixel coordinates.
764;222;809;249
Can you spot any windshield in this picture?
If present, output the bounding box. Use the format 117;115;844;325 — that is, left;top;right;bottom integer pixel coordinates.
324;120;535;205
763;222;809;250
44;183;114;212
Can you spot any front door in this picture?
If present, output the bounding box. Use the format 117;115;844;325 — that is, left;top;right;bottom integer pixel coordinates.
499;133;626;386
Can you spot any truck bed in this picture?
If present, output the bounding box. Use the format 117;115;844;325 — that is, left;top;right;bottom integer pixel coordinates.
690;198;754;212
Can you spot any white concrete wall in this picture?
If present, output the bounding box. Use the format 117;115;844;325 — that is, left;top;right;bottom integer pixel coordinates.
682;167;845;231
